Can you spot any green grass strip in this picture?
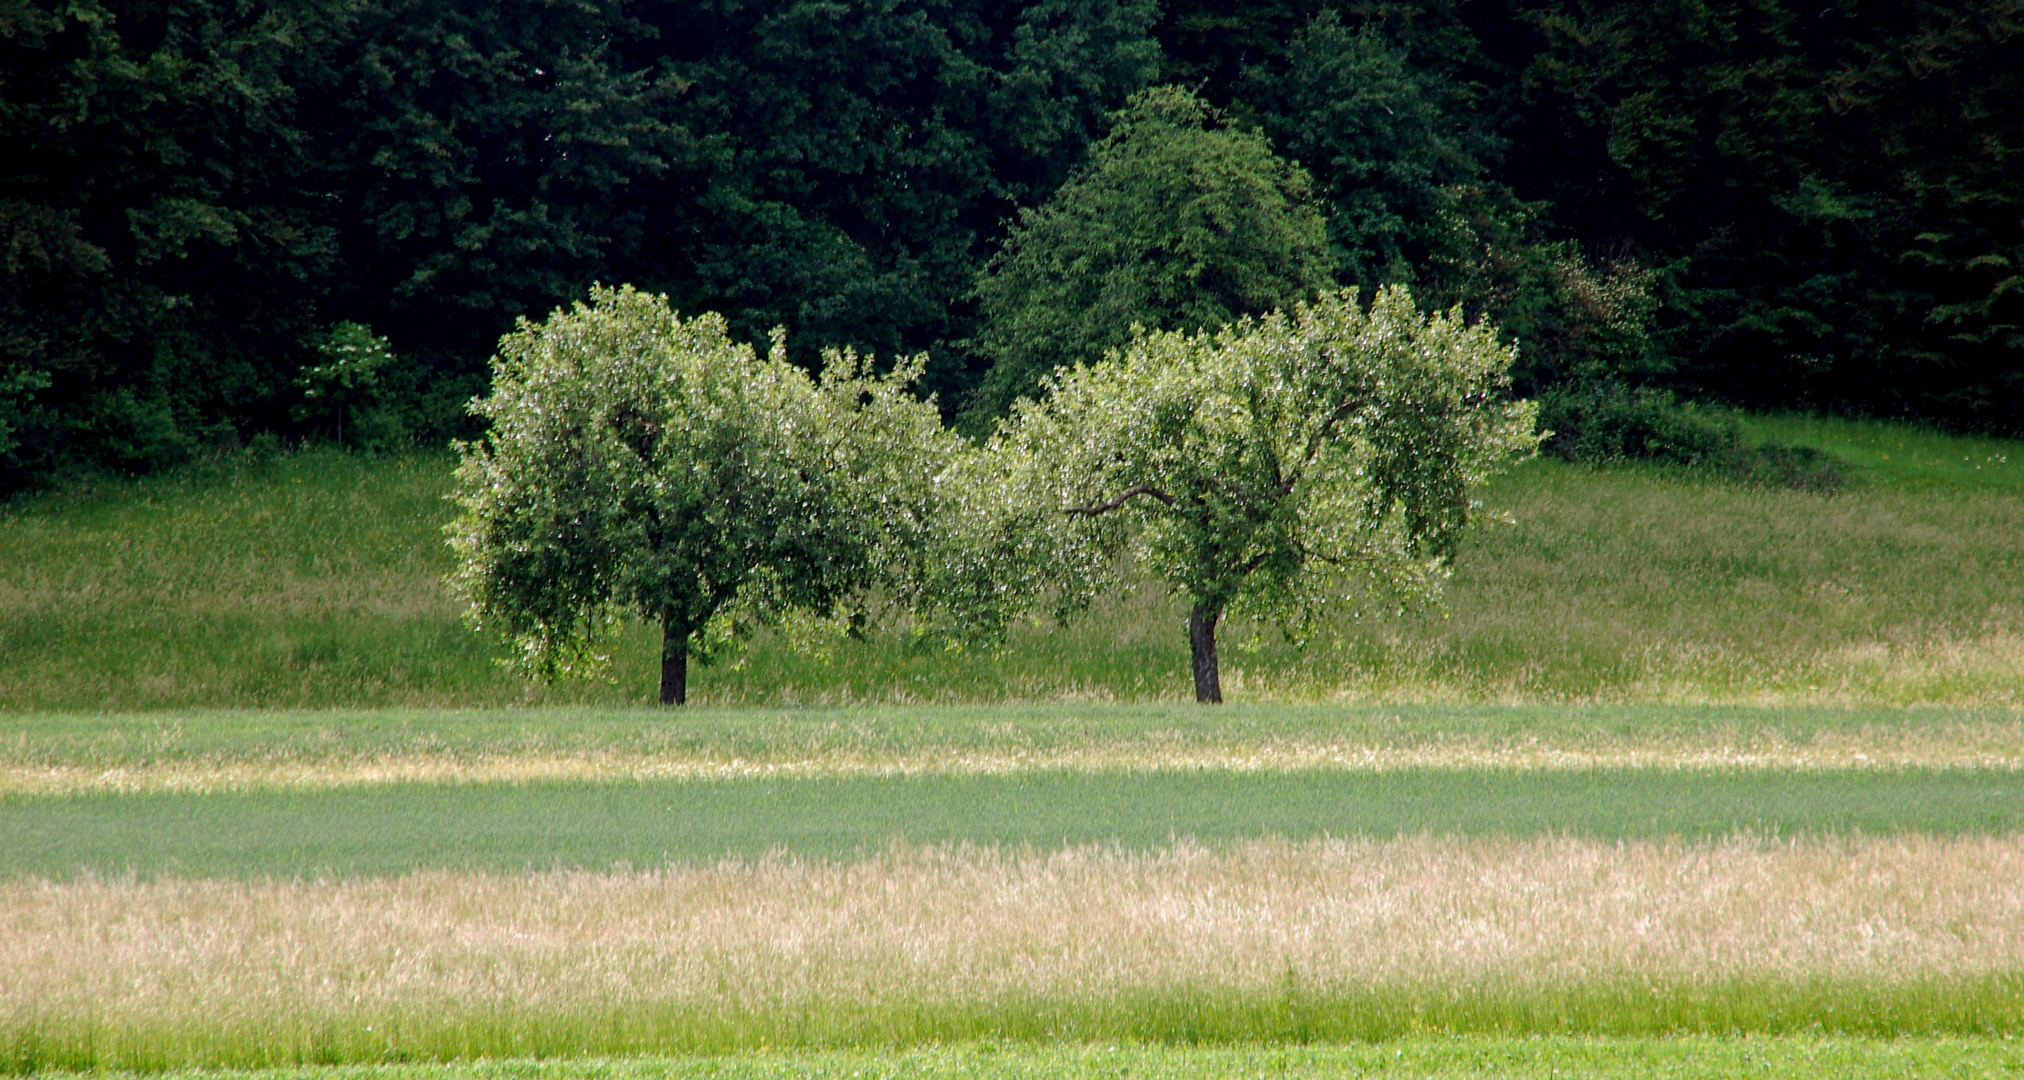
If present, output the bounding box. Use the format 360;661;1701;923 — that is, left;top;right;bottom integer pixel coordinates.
28;1040;2024;1080
7;768;2022;878
8;981;2024;1073
42;1038;2024;1080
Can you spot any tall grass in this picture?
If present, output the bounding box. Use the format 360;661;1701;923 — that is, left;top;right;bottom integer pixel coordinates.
24;1039;2021;1080
5;836;2021;1070
2;416;2021;710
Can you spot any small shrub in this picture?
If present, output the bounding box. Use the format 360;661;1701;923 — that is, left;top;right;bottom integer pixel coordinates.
1725;442;1844;492
1537;383;1737;467
1538;383;1843;490
293;322;405;450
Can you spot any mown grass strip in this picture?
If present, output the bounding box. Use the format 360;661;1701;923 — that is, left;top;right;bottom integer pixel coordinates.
7;768;2023;878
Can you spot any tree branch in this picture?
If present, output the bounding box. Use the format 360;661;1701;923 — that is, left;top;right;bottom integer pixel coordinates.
1238;547;1277;576
1062;484;1176;517
1281;396;1365;496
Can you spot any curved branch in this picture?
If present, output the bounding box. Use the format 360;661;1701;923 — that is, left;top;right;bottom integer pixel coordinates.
1281;397;1365;496
1062;484;1176;517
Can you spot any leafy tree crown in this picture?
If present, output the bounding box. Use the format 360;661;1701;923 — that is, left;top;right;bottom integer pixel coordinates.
965;84;1333;425
932;286;1538;644
447;284;956;683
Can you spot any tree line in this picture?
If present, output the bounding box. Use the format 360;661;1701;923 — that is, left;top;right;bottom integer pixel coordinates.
3;0;2019;491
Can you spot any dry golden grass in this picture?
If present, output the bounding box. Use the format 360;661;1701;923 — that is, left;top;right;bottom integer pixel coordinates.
6;835;2020;1065
8;720;2021;795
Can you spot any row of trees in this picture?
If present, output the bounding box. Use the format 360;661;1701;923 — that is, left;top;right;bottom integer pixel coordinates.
3;0;2019;490
449;285;1536;703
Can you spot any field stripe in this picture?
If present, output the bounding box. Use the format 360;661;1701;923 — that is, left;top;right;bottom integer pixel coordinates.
5;768;2023;878
9;705;2021;795
5;837;2022;1069
15;1041;2022;1080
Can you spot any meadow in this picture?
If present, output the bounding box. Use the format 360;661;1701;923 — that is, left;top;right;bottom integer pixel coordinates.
3;416;2022;711
4;416;2024;1076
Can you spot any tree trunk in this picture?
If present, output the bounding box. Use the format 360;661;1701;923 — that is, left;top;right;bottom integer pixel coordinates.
659;620;688;705
1189;603;1222;704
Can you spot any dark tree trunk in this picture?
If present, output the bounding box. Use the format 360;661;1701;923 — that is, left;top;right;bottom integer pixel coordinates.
659;620;688;705
1189;603;1222;704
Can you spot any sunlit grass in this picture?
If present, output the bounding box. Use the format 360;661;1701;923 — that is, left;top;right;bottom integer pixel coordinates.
5;837;2022;1070
24;1041;2024;1080
1743;413;2024;493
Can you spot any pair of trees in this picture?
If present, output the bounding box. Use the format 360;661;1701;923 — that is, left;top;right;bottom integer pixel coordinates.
449;285;1536;704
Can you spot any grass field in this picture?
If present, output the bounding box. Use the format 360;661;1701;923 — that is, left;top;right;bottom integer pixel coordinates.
6;416;2024;1075
12;767;2024;877
17;1041;2021;1080
2;414;2022;710
7;837;2024;1067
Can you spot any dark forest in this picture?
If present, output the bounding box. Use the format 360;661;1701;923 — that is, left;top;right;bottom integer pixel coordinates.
3;0;2018;489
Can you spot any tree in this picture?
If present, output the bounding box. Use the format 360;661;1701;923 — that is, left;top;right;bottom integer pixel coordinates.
1505;0;2024;429
935;286;1537;702
650;0;1161;393
1242;11;1491;294
446;285;956;704
964;85;1334;426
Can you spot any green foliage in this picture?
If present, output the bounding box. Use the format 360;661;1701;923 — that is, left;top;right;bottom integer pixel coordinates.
0;0;345;484
291;323;400;449
945;286;1538;700
0;0;683;486
1537;384;1737;468
6;0;2022;493
0;0;1159;488
446;286;956;700
1506;0;2024;429
964;86;1333;423
1242;12;1489;294
1538;384;1844;491
654;0;1162;389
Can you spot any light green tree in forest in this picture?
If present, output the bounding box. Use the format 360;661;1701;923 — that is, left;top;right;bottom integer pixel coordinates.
932;286;1537;702
447;285;958;704
964;84;1333;427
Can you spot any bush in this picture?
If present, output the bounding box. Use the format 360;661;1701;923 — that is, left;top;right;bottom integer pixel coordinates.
1538;383;1842;491
1537;383;1736;467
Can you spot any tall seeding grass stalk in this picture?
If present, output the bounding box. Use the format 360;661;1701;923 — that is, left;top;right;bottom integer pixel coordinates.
6;835;2022;1070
